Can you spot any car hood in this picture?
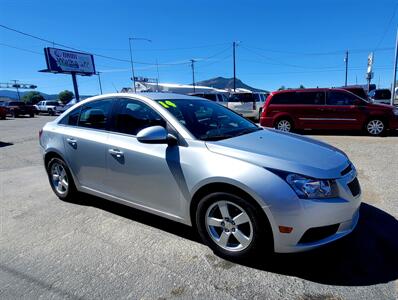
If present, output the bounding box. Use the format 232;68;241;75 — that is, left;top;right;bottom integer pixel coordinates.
205;129;349;179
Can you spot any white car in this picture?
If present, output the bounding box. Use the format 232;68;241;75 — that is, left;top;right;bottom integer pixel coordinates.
227;92;268;121
35;100;64;115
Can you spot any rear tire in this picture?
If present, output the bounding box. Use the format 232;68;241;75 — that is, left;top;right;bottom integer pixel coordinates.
196;192;273;260
48;109;55;116
275;118;293;132
365;119;386;136
29;113;34;118
46;157;77;201
11;110;18;118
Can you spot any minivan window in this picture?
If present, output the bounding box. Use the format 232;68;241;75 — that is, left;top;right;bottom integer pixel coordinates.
270;92;296;104
78;99;112;130
327;91;357;105
296;92;325;105
112;98;166;136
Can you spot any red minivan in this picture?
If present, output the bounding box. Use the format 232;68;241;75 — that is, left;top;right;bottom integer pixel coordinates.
260;88;398;136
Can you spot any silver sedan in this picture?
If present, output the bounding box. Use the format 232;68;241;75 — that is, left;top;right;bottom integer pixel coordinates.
40;93;361;259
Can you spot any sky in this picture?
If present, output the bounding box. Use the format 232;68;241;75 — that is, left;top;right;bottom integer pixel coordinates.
0;0;397;96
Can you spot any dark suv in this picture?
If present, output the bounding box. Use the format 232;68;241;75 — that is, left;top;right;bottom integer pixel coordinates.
260;88;398;136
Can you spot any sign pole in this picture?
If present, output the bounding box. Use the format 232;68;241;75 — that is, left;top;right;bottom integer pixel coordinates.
71;72;80;102
391;28;398;106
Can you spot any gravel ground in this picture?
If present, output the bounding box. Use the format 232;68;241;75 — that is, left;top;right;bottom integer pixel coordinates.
1;115;397;300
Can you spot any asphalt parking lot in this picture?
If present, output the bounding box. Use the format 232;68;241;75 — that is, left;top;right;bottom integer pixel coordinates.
1;115;397;300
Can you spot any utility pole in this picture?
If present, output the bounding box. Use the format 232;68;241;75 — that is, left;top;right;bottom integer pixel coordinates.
128;37;152;93
97;72;103;95
391;28;398;106
344;50;349;86
233;42;237;92
156;59;160;92
11;80;21;101
191;59;196;93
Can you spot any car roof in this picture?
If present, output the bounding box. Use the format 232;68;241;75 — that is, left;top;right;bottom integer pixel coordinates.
270;88;352;95
135;92;204;101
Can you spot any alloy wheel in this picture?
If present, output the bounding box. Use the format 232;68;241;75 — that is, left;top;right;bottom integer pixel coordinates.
205;200;253;252
277;120;291;132
367;120;384;135
50;162;69;195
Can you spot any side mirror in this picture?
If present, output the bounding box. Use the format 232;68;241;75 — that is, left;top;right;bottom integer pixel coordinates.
137;126;177;145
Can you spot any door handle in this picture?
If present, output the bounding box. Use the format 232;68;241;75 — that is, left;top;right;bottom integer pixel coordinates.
108;149;124;158
66;138;77;148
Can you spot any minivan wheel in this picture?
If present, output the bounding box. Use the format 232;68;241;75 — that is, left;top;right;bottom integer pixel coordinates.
275;119;292;132
196;192;272;260
366;119;385;136
47;157;77;201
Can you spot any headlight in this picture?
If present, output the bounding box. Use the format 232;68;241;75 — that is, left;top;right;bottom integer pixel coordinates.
393;108;398;116
286;174;338;199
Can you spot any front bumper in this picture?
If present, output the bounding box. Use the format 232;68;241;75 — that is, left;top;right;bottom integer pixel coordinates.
268;168;362;253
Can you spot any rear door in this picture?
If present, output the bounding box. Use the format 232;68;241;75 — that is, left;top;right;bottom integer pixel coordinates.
61;98;113;192
294;91;327;129
324;90;362;129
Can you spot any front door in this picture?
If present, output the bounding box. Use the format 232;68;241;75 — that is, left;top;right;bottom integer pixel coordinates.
323;90;362;130
105;98;183;217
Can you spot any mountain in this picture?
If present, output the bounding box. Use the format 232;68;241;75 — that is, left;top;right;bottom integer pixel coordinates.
196;77;268;93
0;90;55;100
0;90;92;100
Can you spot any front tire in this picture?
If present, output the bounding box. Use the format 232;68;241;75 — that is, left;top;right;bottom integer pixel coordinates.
196;192;272;260
275;118;293;132
47;157;77;201
365;119;386;136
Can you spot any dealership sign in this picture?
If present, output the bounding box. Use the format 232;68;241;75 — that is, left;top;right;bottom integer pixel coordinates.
44;47;96;75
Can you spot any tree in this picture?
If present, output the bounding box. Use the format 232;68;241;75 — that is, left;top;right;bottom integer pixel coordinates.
58;90;74;104
278;85;286;91
299;84;305;89
22;91;44;104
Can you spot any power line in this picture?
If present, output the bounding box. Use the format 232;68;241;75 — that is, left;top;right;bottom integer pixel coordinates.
0;42;42;55
0;24;189;66
374;2;398;50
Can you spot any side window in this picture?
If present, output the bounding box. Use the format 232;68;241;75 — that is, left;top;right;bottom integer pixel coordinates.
270;92;296;104
59;106;81;126
327;91;357;105
112;98;166;136
78;99;112;130
296;92;325;105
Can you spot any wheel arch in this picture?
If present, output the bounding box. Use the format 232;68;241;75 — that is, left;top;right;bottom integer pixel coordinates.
190;182;273;235
44;150;80;189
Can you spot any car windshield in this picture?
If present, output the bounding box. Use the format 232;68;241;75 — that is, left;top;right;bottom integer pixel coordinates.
155;99;261;141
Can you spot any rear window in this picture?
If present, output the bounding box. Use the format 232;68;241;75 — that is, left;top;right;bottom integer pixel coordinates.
9;102;24;106
229;93;257;102
270;91;325;105
374;90;391;100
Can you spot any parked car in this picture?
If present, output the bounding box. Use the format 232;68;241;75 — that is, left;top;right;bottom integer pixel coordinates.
40;93;361;259
227;92;268;121
368;89;391;105
190;93;228;106
260;88;398;136
35;100;64;115
340;86;368;100
0;105;6;119
0;101;35;118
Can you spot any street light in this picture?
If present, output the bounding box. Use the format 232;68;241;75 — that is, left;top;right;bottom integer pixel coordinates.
128;37;152;93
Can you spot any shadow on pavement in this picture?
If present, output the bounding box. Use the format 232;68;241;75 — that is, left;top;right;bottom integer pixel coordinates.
68;194;398;286
298;129;398;137
0;141;13;148
242;203;398;286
